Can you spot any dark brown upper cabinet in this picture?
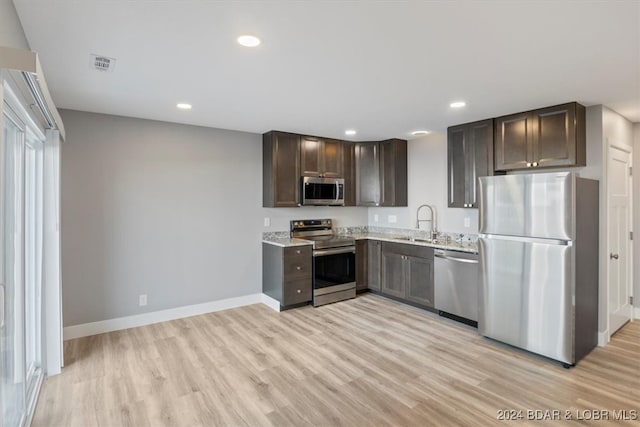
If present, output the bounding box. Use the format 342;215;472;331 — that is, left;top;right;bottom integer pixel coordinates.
264;131;407;208
379;139;408;207
355;142;380;206
447;119;494;208
263;131;300;207
342;142;356;206
300;136;343;178
355;139;407;207
494;102;586;171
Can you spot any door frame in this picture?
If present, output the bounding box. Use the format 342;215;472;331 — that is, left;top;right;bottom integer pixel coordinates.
605;139;634;343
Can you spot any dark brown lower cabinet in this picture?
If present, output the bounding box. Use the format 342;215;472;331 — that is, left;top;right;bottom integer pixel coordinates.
367;240;381;291
262;243;313;308
356;240;368;291
380;242;434;308
356;239;381;292
381;250;405;298
404;255;434;307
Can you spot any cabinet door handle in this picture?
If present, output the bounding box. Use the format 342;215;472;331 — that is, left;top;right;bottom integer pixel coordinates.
532;162;538;167
526;162;532;167
296;266;301;270
296;289;301;293
296;249;301;254
610;253;619;260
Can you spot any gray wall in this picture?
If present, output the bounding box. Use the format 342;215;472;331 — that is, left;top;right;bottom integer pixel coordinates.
368;132;478;234
60;110;366;326
0;0;29;49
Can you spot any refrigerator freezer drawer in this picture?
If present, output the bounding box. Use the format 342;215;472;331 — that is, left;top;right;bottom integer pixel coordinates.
479;236;574;364
478;173;573;240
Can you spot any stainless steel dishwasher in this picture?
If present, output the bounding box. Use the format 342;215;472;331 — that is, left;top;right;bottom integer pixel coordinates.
434;249;479;323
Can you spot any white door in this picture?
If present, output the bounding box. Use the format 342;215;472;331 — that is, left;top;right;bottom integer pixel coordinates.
1;84;45;427
608;145;633;335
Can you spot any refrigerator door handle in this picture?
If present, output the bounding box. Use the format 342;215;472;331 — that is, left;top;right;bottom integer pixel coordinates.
479;233;572;246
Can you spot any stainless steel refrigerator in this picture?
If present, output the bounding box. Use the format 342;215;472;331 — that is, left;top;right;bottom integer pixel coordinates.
478;172;599;366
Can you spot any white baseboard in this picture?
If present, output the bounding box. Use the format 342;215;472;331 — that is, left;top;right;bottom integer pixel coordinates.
261;293;281;312
634;307;640;320
597;330;609;347
63;293;263;340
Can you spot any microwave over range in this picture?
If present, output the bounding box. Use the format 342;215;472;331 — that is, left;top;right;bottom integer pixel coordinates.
302;177;345;206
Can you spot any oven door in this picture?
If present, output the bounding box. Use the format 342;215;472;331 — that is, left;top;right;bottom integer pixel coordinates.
313;247;356;290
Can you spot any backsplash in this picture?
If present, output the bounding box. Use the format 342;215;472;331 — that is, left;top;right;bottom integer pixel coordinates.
262;231;290;240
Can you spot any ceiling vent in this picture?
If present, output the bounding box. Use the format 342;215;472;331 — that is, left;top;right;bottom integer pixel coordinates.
90;54;116;72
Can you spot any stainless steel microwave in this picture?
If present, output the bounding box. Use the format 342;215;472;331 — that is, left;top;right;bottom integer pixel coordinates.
302;177;345;206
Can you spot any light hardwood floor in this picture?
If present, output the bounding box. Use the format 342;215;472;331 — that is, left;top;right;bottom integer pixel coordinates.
33;294;640;426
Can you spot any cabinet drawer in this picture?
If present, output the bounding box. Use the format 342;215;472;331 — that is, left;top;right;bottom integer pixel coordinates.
284;245;312;259
283;246;312;279
283;278;312;306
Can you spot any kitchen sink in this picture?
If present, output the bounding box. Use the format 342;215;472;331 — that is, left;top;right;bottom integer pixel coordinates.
395;236;439;244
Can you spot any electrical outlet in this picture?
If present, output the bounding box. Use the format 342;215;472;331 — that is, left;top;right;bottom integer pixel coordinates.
139;294;147;306
374;214;379;222
464;217;470;228
388;215;397;224
263;217;271;227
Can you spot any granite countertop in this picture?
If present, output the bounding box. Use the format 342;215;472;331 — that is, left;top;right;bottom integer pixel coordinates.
348;233;478;254
263;232;478;253
262;237;314;247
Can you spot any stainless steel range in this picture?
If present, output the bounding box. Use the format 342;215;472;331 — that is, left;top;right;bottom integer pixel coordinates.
290;219;356;307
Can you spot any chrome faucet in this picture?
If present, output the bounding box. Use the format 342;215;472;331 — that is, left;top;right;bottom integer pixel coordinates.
416;204;438;240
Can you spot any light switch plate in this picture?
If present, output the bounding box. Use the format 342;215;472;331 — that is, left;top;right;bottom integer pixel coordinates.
374;214;379;222
464;217;470;228
263;217;271;227
388;215;397;224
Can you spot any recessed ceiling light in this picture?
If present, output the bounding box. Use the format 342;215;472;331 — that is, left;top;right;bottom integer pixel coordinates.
176;103;192;110
450;101;466;108
345;130;357;136
411;130;431;136
237;35;261;47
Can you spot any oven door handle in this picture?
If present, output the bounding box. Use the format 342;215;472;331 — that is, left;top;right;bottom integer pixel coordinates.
313;247;356;257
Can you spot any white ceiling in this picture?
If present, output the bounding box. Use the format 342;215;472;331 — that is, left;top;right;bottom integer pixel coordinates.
13;1;640;140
